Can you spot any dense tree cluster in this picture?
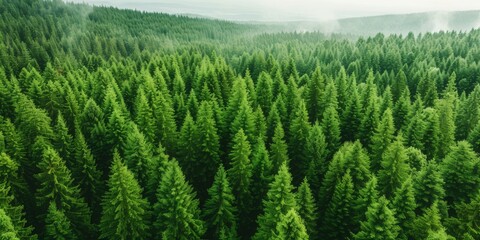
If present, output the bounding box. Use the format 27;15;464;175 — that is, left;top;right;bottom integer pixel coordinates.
2;0;480;239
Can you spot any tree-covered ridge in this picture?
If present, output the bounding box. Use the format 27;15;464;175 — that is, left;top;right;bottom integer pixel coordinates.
2;0;480;239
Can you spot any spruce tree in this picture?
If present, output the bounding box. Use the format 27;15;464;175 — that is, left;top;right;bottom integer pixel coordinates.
151;88;177;155
45;202;77;240
273;209;309;240
52;113;73;165
307;65;325;122
134;86;156;143
0;208;19;240
72;128;102;221
392;178;417;239
288;99;311;182
354;196;400;240
203;165;238;239
269;122;289;173
255;71;273;115
296;178;317;238
342;79;362;142
412;202;450;239
154;160;205;239
354;177;379;225
193;100;221;200
35;146;93;238
99;152;150;240
441;141;480;203
0;183;36;240
250;138;274;222
227;129;253;237
122;123;153;189
414;162;445;211
378;137;410;198
370;108;395;172
321;105;341;160
436;99;456;159
146;143;170;203
323;171;356;239
305;122;327;195
253;163;296;240
421;108;441;159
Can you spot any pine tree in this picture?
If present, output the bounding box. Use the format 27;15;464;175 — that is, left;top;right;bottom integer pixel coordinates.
436;99;456;159
0;183;36;240
413;162;445;211
358;91;380;148
146;143;170;203
441;141;480;203
52;113;73;164
392;178;417;239
0;208;19;240
134;86;156;143
342;79;362;142
378;137;410;198
253;163;296;240
99;152;150;240
370;108;395;172
122;123;153;189
269;122;289;173
305;123;327;195
255;71;274;114
393;87;411;131
250;138;274;222
412;202;450;239
421;108;441;159
296;178;317;238
154;160;205;239
288;99;311;182
193;101;221;200
354;196;400;240
177;111;197;179
151;89;177;155
307;65;325;122
273;209;309;240
227;129;253;237
404;112;426;150
203;165;238;239
45;202;77;240
323;171;356;239
354;177;379;225
321;105;341;160
392;70;407;102
72;128;102;220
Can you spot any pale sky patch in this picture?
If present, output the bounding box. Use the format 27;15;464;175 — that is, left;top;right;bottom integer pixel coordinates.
66;0;480;21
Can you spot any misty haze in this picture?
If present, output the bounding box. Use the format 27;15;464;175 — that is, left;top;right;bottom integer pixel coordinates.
2;0;480;240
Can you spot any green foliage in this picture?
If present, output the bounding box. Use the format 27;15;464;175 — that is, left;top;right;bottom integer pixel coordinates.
296;178;317;238
354;196;400;240
441;141;480;203
35;146;93;238
254;163;296;240
45;202;77;240
154;160;205;239
269;122;290;173
203;165;238;239
391;178;417;239
0;208;19;240
99;152;150;240
370;108;395;172
378;137;410;198
323;171;356;239
273;209;309;240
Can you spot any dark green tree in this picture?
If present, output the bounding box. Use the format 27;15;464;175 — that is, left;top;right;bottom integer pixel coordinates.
305;123;327;195
296;178;317;238
414;162;445;211
203;165;238;239
321;105;341;160
35;147;93;238
122;123;153;189
99;152;150;240
45;202;77;240
273;209;309;240
370;108;395;172
354;196;400;240
323;171;356;239
378;137;410;198
288;99;311;182
253;163;296;240
392;178;417;239
441;141;480;203
269;122;289;173
154;160;205;239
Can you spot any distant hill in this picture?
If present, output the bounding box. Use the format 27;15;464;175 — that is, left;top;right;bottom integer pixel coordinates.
269;10;480;35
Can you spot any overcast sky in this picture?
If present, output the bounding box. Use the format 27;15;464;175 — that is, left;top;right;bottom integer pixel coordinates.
67;0;480;21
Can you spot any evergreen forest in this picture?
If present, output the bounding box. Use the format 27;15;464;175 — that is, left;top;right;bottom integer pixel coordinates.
2;0;480;239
